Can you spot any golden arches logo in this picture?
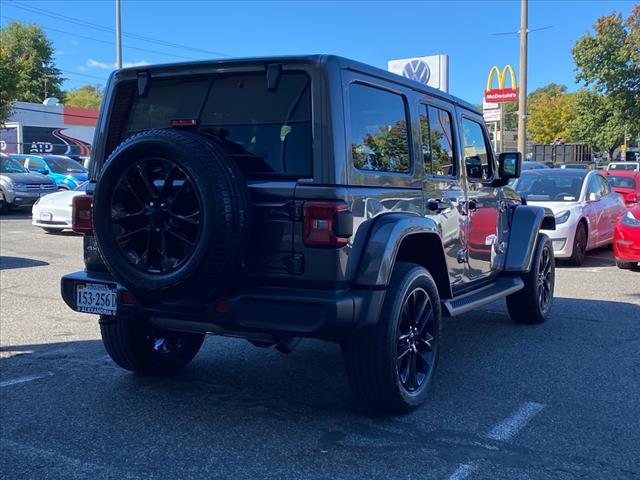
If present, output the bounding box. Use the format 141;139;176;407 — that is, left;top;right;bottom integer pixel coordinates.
486;65;516;92
484;65;517;103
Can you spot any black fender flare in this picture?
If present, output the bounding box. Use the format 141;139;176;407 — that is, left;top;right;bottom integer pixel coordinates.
353;213;448;291
504;205;555;273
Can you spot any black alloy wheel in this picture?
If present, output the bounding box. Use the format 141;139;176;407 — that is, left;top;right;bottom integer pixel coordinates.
507;234;555;324
110;158;202;275
396;287;436;393
537;244;553;316
342;262;442;413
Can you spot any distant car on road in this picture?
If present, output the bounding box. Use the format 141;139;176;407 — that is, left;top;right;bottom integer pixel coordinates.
32;181;88;233
0;155;57;213
603;170;640;206
558;162;594;170
614;204;640;270
607;161;640;172
10;154;88;190
513;169;626;265
522;161;548;170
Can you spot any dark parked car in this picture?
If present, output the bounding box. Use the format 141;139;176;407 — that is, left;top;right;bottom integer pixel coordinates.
61;55;556;413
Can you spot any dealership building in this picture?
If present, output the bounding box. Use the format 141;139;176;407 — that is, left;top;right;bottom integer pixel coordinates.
0;99;97;159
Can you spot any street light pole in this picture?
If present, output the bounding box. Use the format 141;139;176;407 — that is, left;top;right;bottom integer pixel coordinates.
517;0;528;156
115;0;122;69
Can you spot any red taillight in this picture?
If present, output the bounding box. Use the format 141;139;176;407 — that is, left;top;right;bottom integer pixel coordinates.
72;194;93;234
303;201;352;247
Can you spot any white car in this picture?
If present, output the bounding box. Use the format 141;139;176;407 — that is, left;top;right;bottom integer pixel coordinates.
32;181;88;233
513;170;626;265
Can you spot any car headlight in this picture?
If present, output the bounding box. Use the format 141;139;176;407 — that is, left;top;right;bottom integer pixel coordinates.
621;210;640;227
13;183;27;191
555;210;571;225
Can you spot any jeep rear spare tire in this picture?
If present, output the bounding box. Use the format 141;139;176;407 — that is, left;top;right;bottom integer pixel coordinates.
93;129;250;298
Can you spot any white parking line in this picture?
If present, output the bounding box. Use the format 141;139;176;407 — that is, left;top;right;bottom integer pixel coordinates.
447;401;546;479
448;463;478;480
485;401;545;442
0;372;53;388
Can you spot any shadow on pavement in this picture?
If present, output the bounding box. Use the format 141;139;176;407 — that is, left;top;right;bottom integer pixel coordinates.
1;294;639;478
557;246;615;268
0;256;49;270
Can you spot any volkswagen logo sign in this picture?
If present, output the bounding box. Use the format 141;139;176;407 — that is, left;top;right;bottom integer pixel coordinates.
402;59;430;84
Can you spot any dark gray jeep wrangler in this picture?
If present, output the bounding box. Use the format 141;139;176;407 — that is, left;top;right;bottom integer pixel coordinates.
61;55;556;413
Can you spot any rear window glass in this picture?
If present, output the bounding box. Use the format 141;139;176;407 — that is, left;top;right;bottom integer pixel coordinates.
606;175;636;189
124;72;312;177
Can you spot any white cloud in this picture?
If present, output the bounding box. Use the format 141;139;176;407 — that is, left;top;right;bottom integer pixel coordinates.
70;40;79;46
78;66;88;72
85;58;150;70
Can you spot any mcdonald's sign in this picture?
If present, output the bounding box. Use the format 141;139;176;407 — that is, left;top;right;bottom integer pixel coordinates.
484;65;518;103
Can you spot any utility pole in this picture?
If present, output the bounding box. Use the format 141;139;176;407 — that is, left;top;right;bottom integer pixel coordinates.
517;0;528;156
115;0;123;69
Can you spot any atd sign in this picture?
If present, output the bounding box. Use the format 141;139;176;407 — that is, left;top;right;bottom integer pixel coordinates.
484;65;518;103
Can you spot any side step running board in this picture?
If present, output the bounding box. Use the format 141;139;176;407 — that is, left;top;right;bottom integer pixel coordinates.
441;276;524;317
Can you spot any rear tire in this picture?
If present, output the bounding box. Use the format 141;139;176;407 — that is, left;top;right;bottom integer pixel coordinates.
342;262;442;413
507;234;555;324
568;222;587;266
99;315;204;375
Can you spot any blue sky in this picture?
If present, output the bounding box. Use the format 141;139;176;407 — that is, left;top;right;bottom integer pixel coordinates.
0;0;635;103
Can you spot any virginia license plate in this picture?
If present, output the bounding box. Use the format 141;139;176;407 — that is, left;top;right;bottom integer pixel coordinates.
76;283;118;315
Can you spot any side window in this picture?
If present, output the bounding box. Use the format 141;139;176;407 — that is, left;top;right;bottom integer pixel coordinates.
350;83;410;173
597;175;610;195
586;176;600;196
28;158;46;170
461;118;492;180
420;105;455;176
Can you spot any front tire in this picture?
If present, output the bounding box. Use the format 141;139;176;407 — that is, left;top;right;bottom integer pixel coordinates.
0;191;8;214
43;227;63;234
342;262;442;413
568;222;587;266
507;234;555;324
100;315;204;375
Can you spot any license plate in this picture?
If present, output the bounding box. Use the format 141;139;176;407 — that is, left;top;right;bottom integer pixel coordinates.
40;212;52;221
76;283;118;315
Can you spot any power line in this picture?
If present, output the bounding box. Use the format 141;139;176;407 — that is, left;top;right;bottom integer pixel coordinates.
58;69;107;81
1;15;194;61
5;0;231;58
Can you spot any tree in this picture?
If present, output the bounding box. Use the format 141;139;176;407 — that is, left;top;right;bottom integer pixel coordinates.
570;89;626;155
0;21;64;123
572;6;640;151
65;84;103;109
527;84;577;144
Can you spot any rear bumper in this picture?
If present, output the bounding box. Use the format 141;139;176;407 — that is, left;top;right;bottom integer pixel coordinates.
60;270;385;341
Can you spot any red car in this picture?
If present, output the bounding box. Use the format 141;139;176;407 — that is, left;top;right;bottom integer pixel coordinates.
603;170;640;206
614;203;640;269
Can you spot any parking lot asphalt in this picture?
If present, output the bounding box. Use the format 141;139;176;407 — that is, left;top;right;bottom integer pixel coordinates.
1;211;639;480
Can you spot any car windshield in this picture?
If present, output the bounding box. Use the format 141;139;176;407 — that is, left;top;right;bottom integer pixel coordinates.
513;172;585;202
74;181;89;191
606;176;636;189
45;156;87;174
1;158;28;173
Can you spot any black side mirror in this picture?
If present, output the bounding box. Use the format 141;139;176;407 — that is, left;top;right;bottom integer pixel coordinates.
498;152;521;180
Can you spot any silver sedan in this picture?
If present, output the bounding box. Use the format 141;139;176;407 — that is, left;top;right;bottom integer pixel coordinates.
512;169;627;265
